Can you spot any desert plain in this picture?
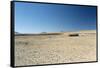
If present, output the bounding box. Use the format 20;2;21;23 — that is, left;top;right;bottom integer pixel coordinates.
15;30;97;66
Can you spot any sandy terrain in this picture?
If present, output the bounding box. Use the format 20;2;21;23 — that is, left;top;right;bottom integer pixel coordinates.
15;30;97;66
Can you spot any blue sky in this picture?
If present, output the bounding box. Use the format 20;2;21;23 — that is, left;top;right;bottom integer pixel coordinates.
15;2;97;33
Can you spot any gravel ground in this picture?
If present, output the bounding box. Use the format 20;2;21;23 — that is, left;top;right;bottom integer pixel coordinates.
15;31;97;66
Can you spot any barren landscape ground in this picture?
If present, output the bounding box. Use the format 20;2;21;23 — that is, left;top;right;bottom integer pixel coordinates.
15;30;97;66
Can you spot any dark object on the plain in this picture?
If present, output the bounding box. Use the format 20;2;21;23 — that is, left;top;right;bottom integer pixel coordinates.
69;34;79;37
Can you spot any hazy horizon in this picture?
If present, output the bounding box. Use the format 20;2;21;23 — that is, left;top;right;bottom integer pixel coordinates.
15;2;97;33
15;29;96;34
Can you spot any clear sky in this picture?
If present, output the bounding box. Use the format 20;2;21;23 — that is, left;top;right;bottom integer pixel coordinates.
14;2;97;33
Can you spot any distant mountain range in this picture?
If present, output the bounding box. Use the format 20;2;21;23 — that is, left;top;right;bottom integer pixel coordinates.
15;32;21;34
14;32;62;36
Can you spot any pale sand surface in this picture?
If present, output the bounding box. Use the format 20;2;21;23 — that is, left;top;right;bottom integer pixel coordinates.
15;30;97;66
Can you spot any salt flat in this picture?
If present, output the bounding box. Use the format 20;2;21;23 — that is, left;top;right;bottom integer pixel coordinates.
15;30;97;66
